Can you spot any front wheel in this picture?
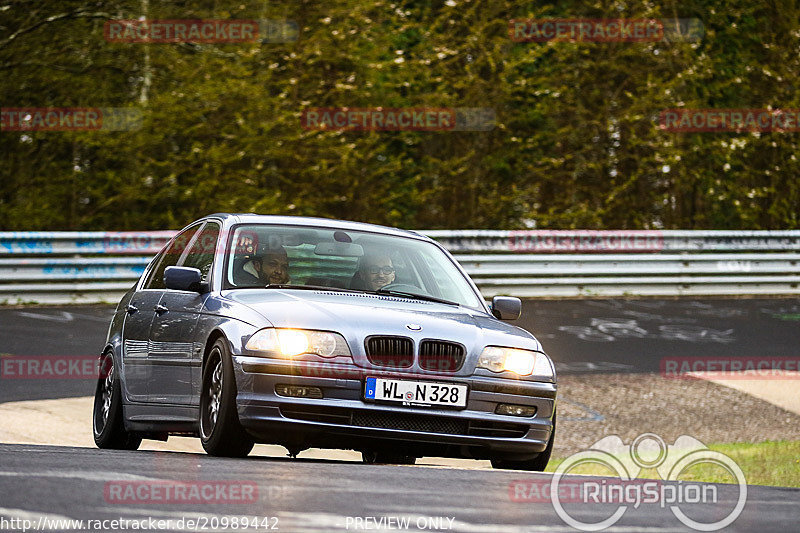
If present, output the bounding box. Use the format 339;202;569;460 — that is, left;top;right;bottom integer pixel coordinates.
93;352;141;450
491;413;556;471
199;339;254;457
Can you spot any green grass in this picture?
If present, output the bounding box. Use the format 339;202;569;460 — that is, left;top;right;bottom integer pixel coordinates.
774;313;800;321
546;440;800;488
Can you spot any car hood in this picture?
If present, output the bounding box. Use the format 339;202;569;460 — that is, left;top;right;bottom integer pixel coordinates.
223;289;543;375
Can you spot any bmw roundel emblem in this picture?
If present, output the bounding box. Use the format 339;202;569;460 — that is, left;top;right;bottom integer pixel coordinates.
406;324;422;331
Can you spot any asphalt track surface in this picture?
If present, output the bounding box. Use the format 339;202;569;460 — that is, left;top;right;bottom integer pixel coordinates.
1;299;799;532
0;443;797;532
1;298;799;403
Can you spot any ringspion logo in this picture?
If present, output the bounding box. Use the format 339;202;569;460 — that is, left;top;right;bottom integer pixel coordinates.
548;434;746;531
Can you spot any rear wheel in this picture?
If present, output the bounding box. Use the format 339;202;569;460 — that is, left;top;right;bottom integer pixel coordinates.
200;339;254;457
361;451;417;465
93;352;141;450
491;413;556;471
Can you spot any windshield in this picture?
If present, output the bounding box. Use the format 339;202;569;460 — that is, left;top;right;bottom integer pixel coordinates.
223;224;483;309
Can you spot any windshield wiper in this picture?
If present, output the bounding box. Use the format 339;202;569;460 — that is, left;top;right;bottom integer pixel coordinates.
374;288;459;306
265;284;361;294
255;284;459;305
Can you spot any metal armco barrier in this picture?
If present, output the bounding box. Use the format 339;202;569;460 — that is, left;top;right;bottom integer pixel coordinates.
1;230;799;304
424;229;800;253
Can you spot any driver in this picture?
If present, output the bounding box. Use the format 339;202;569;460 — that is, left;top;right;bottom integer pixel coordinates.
238;245;290;286
355;254;395;291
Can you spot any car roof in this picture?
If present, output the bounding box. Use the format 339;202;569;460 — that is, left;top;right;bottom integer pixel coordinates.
199;213;433;242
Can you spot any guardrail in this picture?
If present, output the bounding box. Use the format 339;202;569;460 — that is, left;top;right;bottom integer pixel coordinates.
1;230;799;304
424;229;800;253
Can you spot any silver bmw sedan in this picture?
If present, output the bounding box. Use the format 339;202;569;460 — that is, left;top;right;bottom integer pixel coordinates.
93;214;556;470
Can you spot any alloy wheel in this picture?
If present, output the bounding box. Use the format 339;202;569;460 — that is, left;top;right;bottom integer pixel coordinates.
101;362;114;425
206;358;223;432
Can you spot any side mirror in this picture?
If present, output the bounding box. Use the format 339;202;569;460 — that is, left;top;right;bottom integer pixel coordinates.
491;296;522;320
164;266;203;292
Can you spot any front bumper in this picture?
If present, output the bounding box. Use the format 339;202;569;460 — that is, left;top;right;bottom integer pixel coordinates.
233;356;556;460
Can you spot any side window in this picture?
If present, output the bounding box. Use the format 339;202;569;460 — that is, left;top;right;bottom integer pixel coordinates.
143;224;201;290
181;222;220;283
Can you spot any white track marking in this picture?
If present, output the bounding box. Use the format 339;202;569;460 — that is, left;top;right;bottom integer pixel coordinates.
0;470;162;482
16;310;74;322
88;508;684;532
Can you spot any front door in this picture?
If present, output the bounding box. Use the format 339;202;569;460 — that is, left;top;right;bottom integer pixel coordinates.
148;221;220;405
122;223;201;403
121;289;161;402
148;291;206;405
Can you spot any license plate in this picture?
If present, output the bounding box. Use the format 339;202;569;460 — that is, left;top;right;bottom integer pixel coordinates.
364;377;468;408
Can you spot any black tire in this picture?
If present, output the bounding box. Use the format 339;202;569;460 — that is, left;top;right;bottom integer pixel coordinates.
361;451;417;465
200;338;254;457
491;413;556;471
93;352;141;450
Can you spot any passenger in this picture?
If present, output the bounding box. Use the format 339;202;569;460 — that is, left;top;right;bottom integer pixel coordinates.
237;245;290;286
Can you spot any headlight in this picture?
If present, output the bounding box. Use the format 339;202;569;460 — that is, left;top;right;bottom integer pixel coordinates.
245;328;350;358
477;346;553;377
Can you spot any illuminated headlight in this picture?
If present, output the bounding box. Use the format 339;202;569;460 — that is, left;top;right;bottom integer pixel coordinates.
245;328;350;358
477;346;554;377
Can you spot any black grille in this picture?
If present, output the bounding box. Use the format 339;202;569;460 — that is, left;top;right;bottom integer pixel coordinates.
280;406;350;425
419;340;465;372
468;421;529;438
279;406;528;439
352;411;469;435
365;336;414;368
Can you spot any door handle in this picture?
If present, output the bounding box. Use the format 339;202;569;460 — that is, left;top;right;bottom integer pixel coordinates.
154;304;169;315
126;304;138;314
